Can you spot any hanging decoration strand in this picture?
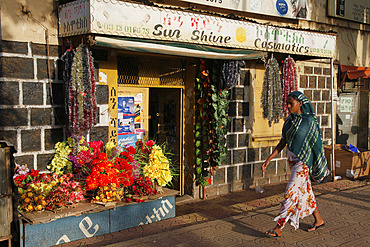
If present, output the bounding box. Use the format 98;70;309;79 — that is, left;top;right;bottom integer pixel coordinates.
261;56;283;126
282;56;298;115
62;44;97;149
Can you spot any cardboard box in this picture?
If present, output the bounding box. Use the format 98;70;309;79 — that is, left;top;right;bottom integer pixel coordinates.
324;144;370;179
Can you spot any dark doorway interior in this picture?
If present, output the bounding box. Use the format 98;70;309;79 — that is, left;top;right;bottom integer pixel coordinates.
149;88;181;191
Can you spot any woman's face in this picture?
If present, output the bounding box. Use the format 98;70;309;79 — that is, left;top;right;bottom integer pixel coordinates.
287;96;302;114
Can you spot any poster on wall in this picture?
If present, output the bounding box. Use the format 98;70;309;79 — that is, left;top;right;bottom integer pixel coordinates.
133;93;146;141
117;94;146;147
118;97;137;147
340;97;353;113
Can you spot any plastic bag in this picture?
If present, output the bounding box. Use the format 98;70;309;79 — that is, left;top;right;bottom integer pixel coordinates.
255;185;265;194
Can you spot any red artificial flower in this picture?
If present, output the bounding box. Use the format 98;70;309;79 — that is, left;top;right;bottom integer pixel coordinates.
98;153;108;161
145;140;155;147
120;151;130;159
88;141;104;153
30;169;39;177
126;146;136;155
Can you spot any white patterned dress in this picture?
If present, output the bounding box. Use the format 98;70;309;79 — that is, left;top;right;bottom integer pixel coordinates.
274;150;317;230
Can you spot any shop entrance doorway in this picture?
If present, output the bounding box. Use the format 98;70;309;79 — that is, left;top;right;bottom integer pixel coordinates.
149;88;182;191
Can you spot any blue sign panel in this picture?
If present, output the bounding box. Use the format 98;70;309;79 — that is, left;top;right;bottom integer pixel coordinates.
110;196;175;232
22;210;110;247
20;196;176;247
276;0;288;15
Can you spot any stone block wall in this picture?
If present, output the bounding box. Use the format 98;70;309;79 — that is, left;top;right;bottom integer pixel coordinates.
297;61;334;145
204;60;334;198
0;40;109;171
203;68;288;198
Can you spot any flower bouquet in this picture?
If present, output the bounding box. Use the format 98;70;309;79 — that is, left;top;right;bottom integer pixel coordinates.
14;164;84;212
135;140;175;193
85;146;135;204
126;176;157;203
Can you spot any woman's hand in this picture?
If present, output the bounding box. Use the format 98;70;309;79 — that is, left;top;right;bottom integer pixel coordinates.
261;138;286;173
262;161;269;172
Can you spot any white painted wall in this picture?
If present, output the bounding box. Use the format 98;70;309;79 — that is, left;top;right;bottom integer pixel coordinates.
0;0;58;45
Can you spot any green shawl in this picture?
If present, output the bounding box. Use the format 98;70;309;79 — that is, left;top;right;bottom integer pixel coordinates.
282;91;329;182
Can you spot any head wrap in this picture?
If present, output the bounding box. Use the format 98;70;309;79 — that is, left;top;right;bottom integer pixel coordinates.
282;91;329;182
288;91;315;115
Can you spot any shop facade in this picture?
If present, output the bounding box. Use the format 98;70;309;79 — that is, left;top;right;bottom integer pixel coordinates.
0;0;346;197
57;0;338;198
2;0;369;197
1;0;369;245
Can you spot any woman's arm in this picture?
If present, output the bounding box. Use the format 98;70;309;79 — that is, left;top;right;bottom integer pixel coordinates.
262;138;286;172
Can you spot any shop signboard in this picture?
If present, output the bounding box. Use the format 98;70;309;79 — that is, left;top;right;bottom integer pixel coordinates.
59;0;336;58
180;0;310;20
327;0;370;24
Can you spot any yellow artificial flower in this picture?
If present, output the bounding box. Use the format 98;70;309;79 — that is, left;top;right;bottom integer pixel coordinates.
79;136;85;145
67;137;74;147
105;141;116;157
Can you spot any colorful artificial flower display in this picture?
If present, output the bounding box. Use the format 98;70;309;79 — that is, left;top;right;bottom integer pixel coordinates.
16;136;175;210
14;164;84;212
85;144;136;203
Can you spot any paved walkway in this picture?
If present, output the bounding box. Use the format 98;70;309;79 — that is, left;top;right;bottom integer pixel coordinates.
60;179;370;247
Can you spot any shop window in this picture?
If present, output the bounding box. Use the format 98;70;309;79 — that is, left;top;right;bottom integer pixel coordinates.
118;56;139;85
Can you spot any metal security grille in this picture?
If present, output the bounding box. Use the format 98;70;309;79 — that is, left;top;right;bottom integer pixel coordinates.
118;56;185;88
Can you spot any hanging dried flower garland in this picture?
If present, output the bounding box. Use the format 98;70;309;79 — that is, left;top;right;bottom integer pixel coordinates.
61;45;97;144
281;56;298;115
260;56;283;126
194;59;244;186
221;60;245;89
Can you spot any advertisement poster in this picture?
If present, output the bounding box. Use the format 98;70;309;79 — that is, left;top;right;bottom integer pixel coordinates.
118;97;135;115
118;97;137;147
117;94;146;147
133;93;146;141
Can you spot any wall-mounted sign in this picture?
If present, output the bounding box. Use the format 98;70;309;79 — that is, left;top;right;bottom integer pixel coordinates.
328;0;370;24
180;0;309;20
59;0;336;58
340;97;353;112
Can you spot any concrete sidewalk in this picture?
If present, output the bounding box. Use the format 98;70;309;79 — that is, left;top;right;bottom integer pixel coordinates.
60;179;370;247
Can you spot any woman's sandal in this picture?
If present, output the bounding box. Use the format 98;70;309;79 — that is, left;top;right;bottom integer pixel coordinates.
265;229;281;238
307;223;325;232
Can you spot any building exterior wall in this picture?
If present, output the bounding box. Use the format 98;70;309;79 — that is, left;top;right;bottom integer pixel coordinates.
0;39;109;170
0;0;59;45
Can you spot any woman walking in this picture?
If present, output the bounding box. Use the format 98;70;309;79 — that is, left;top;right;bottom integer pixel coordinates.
262;91;330;237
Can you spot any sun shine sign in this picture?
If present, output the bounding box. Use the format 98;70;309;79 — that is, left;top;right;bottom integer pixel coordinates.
59;0;336;58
